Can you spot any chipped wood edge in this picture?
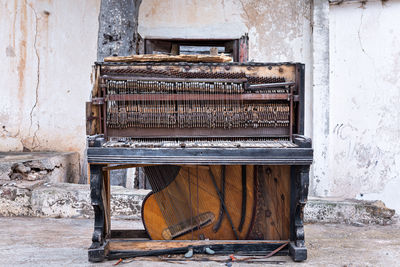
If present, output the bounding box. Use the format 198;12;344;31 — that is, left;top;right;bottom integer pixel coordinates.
104;54;232;63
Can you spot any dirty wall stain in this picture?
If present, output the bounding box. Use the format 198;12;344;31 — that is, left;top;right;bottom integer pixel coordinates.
17;0;27;105
238;0;311;61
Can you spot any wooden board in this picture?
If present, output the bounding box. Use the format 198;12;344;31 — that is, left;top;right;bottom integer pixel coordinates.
86;102;101;135
248;165;291;240
104;54;232;63
87;66;101;135
109;239;285;251
103;169;111;236
99;64;297;84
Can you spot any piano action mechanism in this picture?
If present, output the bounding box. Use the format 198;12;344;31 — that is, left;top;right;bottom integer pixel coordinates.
86;60;313;262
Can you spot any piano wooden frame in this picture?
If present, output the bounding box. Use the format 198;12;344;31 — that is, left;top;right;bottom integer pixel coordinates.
86;62;313;262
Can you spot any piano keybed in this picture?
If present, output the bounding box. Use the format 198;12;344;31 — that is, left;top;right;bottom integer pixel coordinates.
103;137;298;149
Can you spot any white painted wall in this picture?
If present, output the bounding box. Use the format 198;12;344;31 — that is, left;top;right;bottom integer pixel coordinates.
311;0;330;204
0;0;100;178
317;0;400;212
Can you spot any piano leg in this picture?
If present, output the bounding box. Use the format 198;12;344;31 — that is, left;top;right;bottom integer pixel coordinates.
289;165;310;262
88;163;110;262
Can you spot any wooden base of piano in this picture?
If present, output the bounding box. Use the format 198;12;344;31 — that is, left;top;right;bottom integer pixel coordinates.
87;135;312;263
88;235;307;262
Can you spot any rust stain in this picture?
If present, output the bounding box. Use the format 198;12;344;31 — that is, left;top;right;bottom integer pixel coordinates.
12;0;17;49
17;0;28;103
41;8;50;50
6;0;18;70
148;0;159;18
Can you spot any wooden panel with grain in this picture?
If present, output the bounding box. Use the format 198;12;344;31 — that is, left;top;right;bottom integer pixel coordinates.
248;165;291;240
86;66;101;135
100;64;296;83
104;54;232;63
109;239;285;251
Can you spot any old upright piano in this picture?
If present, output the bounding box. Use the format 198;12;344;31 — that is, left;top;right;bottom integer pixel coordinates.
86;56;313;262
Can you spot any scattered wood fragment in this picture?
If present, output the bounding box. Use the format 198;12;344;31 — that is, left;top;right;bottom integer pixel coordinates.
104;54;232;63
113;258;123;265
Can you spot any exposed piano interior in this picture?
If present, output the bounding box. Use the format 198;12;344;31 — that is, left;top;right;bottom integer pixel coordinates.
87;62;305;143
86;59;313;263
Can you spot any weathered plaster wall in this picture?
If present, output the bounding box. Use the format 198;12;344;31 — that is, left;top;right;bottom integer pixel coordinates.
138;0;247;39
0;0;100;177
320;0;400;212
138;0;313;136
310;0;330;208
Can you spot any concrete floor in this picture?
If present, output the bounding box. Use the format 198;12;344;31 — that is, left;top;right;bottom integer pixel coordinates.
0;217;399;267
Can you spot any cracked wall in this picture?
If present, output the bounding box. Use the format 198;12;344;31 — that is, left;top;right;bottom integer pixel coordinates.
320;0;400;212
0;0;100;176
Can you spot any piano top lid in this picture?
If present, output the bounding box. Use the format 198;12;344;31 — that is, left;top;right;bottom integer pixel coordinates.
95;61;304;67
103;54;233;63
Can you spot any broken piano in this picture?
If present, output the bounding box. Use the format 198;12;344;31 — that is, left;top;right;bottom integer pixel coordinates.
86;59;313;262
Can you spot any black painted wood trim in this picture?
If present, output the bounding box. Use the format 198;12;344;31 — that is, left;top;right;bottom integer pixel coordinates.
87;145;313;165
89;164;108;253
